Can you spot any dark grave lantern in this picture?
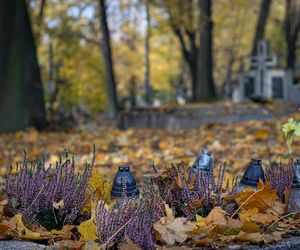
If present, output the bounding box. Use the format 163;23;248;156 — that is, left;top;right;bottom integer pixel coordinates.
288;159;300;212
189;148;213;182
238;158;265;191
111;165;139;203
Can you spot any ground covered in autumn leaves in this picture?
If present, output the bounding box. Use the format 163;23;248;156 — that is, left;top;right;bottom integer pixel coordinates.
0;111;299;249
0;112;299;182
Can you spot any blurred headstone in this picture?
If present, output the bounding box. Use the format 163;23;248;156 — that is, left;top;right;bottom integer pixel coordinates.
233;40;300;103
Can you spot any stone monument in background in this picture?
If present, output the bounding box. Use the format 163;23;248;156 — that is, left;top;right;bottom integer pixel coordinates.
232;40;300;103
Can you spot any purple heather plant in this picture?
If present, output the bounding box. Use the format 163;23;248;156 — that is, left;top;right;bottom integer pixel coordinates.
154;162;238;219
95;198;164;250
5;148;95;230
267;161;294;201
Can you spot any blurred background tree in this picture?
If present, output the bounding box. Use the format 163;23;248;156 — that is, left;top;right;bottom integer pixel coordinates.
0;0;299;131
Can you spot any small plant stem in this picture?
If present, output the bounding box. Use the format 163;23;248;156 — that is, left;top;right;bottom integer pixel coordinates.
267;212;298;231
101;216;135;249
230;187;263;219
26;185;45;211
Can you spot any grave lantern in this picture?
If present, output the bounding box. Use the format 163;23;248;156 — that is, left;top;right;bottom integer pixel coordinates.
111;165;139;202
189;148;213;181
238;158;265;191
288;159;300;212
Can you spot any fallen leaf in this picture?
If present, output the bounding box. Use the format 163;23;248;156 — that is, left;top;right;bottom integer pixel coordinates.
10;214;52;240
53;200;64;210
205;206;227;225
120;237;141;250
53;240;83;250
78;217;97;241
235;181;278;212
83;240;101;250
154;217;194;245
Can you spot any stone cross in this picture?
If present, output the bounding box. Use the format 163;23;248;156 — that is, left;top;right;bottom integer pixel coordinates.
250;40;278;96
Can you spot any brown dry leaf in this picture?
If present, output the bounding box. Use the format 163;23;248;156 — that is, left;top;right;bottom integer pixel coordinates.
205;206;227;225
235;181;278;212
239;208;277;224
175;175;183;188
255;129;269;141
262;231;283;243
236;232;262;244
154;204;194;245
268;200;286;216
120;237;141;250
9;214;53;240
0;199;7;221
241;222;261;233
83;241;101;250
50;225;75;239
154;217;194;245
0;223;16;238
53;240;84;250
193;237;214;246
161;247;193;250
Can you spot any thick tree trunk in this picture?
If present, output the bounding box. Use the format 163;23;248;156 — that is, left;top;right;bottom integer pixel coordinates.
144;0;151;104
284;0;300;70
99;0;119;119
251;0;272;56
195;0;216;102
0;0;46;133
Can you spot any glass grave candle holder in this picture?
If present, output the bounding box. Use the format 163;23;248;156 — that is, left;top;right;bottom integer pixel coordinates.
110;165;139;204
288;159;300;212
189;148;213;182
237;158;265;192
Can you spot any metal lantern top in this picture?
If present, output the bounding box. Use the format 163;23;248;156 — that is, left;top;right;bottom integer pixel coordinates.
291;158;300;189
240;158;265;187
191;148;212;172
110;165;139;199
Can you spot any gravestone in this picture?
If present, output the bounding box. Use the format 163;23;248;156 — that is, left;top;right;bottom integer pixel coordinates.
232;40;300;103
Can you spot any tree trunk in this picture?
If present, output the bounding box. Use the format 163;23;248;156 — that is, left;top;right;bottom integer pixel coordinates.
99;0;119;118
144;0;151;104
251;0;272;56
284;0;300;70
195;0;216;102
0;0;46;133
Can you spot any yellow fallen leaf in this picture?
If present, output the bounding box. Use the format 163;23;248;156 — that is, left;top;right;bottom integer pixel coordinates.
192;214;206;227
78;200;97;241
77;218;98;241
11;214;52;240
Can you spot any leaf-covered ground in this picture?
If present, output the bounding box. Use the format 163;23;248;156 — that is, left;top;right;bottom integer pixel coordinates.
0;112;299;182
0;111;299;249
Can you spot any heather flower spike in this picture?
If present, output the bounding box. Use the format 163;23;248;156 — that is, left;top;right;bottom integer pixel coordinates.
5;146;95;230
267;161;294;200
95;198;164;249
